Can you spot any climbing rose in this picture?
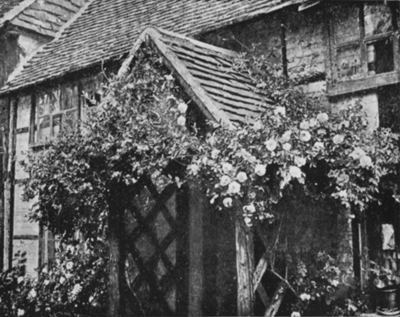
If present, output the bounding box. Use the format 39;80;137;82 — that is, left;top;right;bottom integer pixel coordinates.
282;143;292;151
18;276;24;284
29;289;37;299
299;130;311;142
237;172;248;183
66;261;74;270
333;134;344;144
227;181;241;194
294;156;306;167
280;130;292;143
317;112;329;123
177;102;188;113
337;173;350;184
254;164;267;176
223;197;233;208
300;120;310;130
17;309;25;316
177;116;186;126
313;141;324;150
300;293;311;301
211;149;220;159
220;175;231;186
265;139;278;151
244;204;256;213
253;121;263;131
188;164;200;175
222;163;233;174
244;217;252;227
291;311;301;317
71;284;83;297
289;166;302;178
350;147;366;160
309;118;318;128
60;276;66;284
273;106;286;117
360;155;372;167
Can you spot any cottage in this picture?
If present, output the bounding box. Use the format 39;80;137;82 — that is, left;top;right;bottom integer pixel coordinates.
0;0;399;316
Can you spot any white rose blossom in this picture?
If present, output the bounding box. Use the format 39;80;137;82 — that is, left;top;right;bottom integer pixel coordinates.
313;142;324;150
254;164;267;176
227;181;241;194
299;130;311;142
211;149;220;159
300;293;311;301
273;106;286;117
223;197;233;208
291;311;301;317
71;284;83;297
332;134;344;144
309;118;318;128
300;120;310;130
289;166;302;178
17;309;25;316
317;112;329;123
29;289;37;299
237;172;248;183
294;156;306;167
177;102;188;113
280;130;292;143
177;116;186;126
265;139;278;151
244;217;252;227
244;204;256;213
220;175;231;187
282;143;292;151
359;155;372;167
222;163;233;174
253;121;263;131
350;147;366;160
66;261;74;270
60;276;66;284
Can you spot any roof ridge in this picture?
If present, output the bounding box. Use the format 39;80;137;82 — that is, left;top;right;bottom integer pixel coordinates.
0;0;36;28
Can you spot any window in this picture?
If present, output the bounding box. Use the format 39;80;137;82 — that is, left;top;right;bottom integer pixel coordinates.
378;84;400;133
35;84;79;143
331;3;398;82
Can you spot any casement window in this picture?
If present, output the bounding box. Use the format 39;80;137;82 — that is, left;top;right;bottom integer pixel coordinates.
330;2;400;89
30;75;104;145
35;84;79;143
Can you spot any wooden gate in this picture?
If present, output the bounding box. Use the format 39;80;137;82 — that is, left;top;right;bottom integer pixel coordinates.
125;177;189;316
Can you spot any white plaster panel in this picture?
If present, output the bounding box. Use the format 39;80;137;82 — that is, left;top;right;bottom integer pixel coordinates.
13;184;39;236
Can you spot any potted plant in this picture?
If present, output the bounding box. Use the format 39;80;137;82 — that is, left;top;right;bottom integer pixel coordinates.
369;261;400;314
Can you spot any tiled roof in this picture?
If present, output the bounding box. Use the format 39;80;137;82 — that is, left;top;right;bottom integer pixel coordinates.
0;0;24;19
128;28;274;125
0;0;28;25
0;0;87;36
2;0;302;94
11;0;88;37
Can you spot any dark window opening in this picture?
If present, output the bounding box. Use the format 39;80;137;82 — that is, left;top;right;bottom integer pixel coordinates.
378;84;400;133
367;38;394;74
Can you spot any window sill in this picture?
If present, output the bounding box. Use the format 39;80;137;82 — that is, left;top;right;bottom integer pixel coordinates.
327;70;400;97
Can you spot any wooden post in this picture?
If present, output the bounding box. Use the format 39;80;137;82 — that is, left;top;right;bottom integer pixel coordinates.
108;185;127;317
235;202;254;316
3;97;17;270
187;181;205;317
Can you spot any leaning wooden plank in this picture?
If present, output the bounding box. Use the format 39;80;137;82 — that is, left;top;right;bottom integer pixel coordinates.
235;201;254;316
253;252;269;292
257;283;271;308
264;282;287;317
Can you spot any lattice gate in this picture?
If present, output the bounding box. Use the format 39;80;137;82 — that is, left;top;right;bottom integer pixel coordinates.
125;178;189;316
